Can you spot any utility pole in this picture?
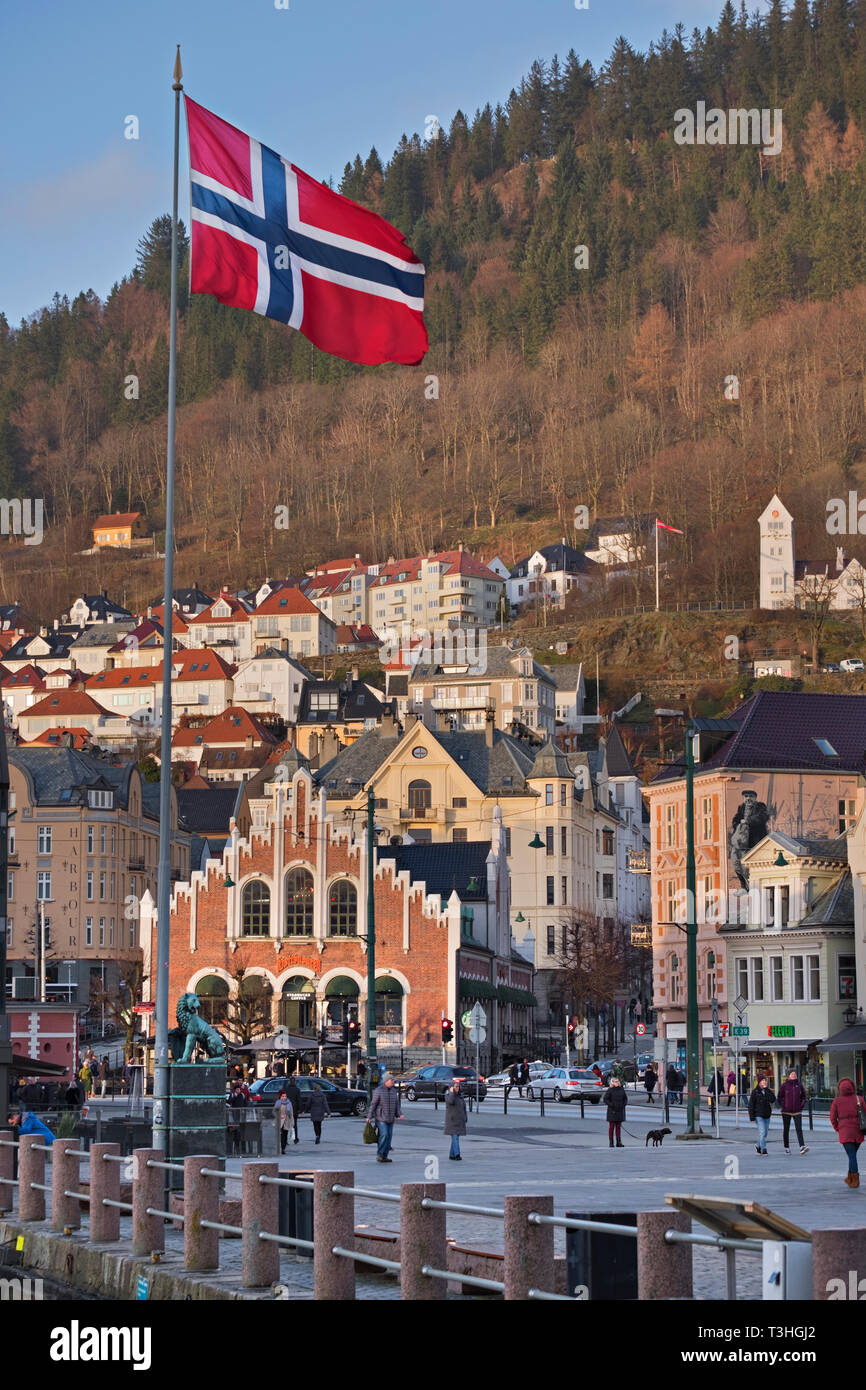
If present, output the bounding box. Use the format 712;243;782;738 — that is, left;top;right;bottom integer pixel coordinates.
0;730;9;1117
679;721;707;1140
365;785;378;1098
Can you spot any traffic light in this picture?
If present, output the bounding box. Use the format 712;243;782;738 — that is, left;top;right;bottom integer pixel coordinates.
347;1017;360;1045
567;1020;576;1039
317;1026;327;1045
441;1018;453;1044
341;1018;350;1045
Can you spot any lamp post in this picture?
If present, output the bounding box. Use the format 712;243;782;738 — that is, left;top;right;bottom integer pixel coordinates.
681;721;705;1138
365;785;377;1099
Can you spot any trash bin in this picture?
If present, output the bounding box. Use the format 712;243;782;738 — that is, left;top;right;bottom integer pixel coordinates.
565;1212;638;1300
278;1171;314;1260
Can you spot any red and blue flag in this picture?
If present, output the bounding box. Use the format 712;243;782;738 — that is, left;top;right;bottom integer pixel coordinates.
185;97;428;366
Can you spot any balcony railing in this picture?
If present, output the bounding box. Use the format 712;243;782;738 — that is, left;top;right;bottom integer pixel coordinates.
128;857;145;871
431;695;494;711
400;805;431;820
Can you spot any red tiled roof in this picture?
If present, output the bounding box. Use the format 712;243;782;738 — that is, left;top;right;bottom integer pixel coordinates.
2;664;46;690
23;691;117;718
336;623;380;645
253;588;325;617
92;512;141;529
172;707;277;748
21;727;90;749
189;594;252;625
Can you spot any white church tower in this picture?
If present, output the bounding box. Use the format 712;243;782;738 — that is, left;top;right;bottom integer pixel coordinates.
759;495;795;609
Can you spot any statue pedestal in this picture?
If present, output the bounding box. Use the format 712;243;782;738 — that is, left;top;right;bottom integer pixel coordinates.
168;1062;227;1186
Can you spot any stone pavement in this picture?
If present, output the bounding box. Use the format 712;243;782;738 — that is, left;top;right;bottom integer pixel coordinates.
216;1094;857;1300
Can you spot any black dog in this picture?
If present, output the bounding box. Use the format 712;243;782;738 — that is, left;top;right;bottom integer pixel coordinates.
646;1128;672;1147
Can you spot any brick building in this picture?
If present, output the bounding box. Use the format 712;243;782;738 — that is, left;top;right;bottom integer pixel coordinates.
141;766;529;1072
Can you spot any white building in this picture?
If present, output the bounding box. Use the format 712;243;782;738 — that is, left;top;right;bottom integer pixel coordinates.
759;493;866;611
232;649;314;723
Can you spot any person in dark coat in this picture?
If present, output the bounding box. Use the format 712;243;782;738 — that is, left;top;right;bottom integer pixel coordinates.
778;1069;809;1155
369;1075;403;1162
283;1075;301;1145
506;1062;523;1100
643;1063;658;1103
605;1076;627;1147
307;1084;330;1144
666;1064;678;1104
830;1078;866;1187
444;1077;468;1160
748;1076;776;1154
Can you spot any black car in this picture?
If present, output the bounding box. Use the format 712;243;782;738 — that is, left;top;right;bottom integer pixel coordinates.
248;1075;368;1116
396;1064;487;1102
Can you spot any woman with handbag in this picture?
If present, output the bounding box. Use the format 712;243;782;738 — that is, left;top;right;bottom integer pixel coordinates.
830;1078;866;1188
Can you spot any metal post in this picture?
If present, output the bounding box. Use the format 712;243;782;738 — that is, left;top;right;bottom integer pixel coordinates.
565;1013;570;1071
683;725;703;1138
365;785;377;1096
153;45;183;1155
0;730;8;1119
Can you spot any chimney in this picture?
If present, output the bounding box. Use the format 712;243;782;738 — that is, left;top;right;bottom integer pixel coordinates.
53;618;59;631
381;709;395;738
485;708;495;748
436;709;450;733
63;731;74;749
351;665;359;683
147;605;153;619
837;546;847;573
320;728;341;763
458;541;464;552
245;734;254;750
102;589;108;599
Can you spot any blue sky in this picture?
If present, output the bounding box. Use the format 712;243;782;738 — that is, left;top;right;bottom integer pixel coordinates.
0;0;725;326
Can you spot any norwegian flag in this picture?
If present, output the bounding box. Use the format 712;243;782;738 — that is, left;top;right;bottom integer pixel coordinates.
656;519;683;533
185;97;428;366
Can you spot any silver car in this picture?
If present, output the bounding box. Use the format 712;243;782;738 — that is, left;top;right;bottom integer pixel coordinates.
526;1067;605;1104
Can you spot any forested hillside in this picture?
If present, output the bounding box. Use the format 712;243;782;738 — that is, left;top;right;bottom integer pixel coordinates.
2;0;866;621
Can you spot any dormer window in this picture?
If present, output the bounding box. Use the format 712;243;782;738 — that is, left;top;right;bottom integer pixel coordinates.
88;789;113;809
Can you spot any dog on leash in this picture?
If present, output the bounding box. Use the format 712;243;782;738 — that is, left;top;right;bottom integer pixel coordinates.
646;1128;672;1147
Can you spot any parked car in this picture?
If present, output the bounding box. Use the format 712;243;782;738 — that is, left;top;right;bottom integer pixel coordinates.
600;1058;637;1083
822;663;842;673
841;657;865;673
526;1067;605;1103
395;1064;487;1102
248;1075;368;1115
634;1052;656;1080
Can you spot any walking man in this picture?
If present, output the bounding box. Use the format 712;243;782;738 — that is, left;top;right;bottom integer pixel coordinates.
748;1075;776;1154
666;1063;678;1105
369;1073;403;1162
778;1069;809;1154
506;1060;522;1100
444;1077;467;1160
643;1062;658;1104
284;1073;301;1145
98;1056;110;1099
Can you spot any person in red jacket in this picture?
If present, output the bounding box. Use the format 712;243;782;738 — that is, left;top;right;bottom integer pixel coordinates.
778;1069;809;1155
830;1078;866;1188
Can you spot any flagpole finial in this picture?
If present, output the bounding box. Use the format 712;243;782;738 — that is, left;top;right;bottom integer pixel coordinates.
173;45;183;90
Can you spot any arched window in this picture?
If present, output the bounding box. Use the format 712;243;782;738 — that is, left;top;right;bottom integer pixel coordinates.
408;779;431;812
325;974;359;1024
196;975;229;1026
284;867;313;936
375;975;404;1030
279;976;315;1033
328;880;357;936
242;879;271;936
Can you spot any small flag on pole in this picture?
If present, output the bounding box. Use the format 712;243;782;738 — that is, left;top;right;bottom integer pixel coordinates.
185;97;428;366
656;519;683;533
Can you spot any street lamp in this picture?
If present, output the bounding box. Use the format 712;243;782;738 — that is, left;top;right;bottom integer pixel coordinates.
680;721;708;1140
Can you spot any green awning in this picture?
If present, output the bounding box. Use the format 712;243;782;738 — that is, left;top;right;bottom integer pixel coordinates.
497;985;538;1007
374;976;403;995
458;977;497;1000
324;975;360;997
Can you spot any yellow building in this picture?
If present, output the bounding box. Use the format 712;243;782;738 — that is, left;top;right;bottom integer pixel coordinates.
91;512;148;548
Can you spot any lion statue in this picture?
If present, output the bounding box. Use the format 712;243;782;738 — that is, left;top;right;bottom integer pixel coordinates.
174;992;227;1063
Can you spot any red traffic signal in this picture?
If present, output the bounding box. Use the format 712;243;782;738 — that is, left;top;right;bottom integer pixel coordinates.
347;1018;360;1042
441;1018;454;1044
567;1020;576;1036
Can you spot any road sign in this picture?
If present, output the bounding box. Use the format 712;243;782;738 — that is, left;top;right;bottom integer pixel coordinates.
460;1010;472;1028
468;1026;487;1045
731;1026;750;1037
635;1022;646;1036
733;993;748;1014
468;1002;487;1028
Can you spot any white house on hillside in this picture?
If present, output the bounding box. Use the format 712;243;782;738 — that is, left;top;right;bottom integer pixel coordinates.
759;494;866;611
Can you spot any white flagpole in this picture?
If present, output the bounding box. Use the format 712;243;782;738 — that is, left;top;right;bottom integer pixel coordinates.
153;45;183;1154
655;520;659;612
